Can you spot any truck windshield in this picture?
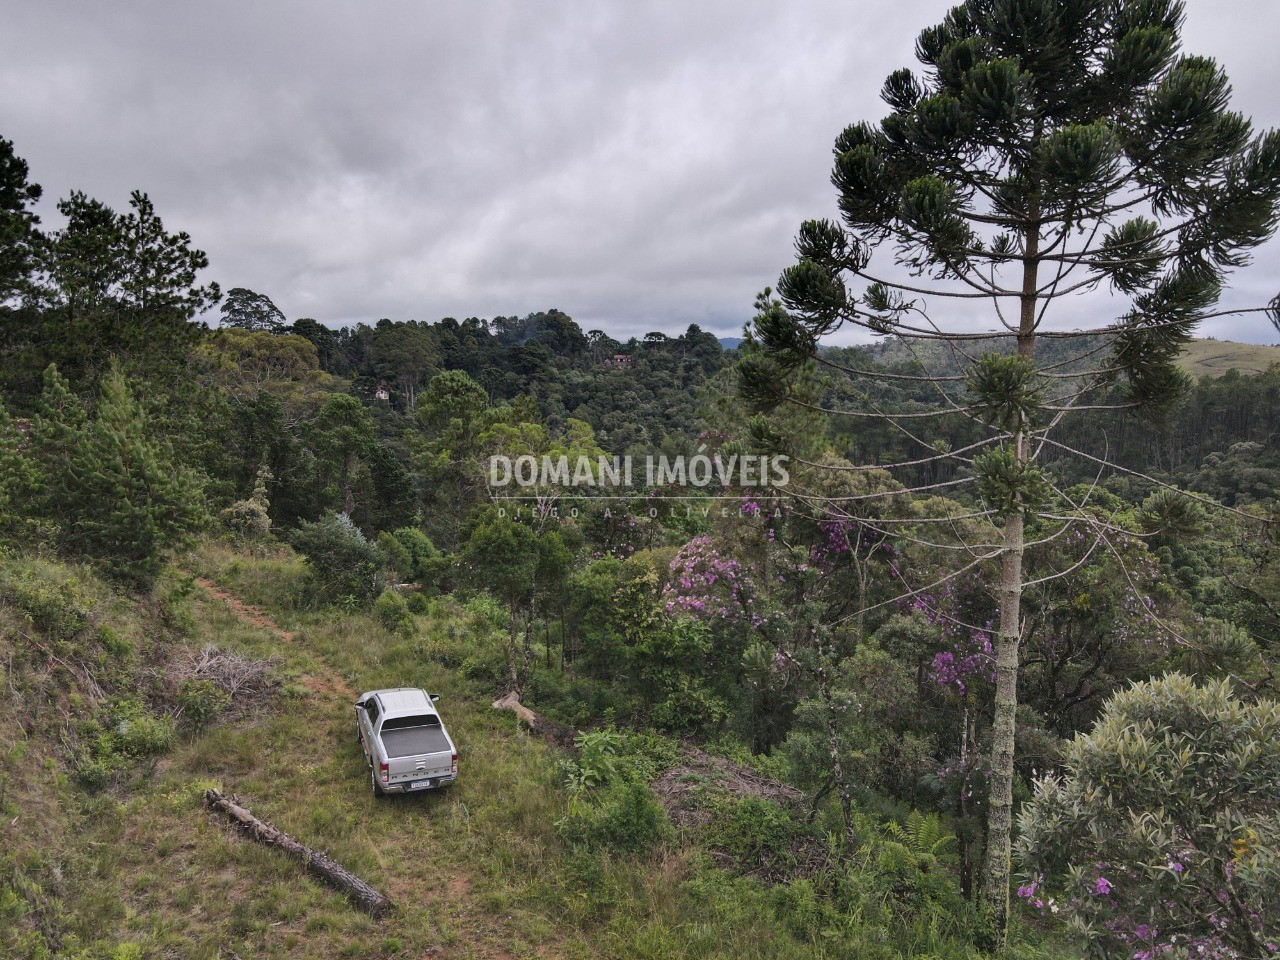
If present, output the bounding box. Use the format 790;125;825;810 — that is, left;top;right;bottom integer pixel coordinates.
381;715;441;732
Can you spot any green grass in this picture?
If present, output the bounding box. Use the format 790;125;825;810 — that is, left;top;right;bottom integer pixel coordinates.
1178;339;1280;378
1;542;1070;959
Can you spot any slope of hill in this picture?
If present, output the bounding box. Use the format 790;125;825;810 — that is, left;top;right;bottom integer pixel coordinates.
824;336;1280;379
2;543;1043;960
1177;339;1280;378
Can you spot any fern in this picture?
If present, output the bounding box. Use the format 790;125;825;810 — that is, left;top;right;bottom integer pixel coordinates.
883;811;956;864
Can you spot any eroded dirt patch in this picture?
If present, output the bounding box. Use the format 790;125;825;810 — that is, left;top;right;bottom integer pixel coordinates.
190;575;355;701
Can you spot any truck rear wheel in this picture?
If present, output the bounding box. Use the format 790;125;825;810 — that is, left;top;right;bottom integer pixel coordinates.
371;769;385;797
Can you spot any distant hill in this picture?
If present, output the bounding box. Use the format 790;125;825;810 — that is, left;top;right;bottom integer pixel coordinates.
822;336;1280;380
1177;339;1280;378
718;337;745;350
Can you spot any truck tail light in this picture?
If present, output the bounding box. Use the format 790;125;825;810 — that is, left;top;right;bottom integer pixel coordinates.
451;753;458;777
379;761;389;784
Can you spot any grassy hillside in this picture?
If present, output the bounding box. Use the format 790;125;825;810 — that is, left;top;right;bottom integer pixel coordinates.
1;542;1073;960
1176;339;1280;378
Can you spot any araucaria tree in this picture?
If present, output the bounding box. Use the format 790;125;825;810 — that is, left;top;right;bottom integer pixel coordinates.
740;0;1280;942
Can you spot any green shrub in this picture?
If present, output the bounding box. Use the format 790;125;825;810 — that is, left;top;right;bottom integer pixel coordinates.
0;565;94;642
703;795;800;867
526;670;635;729
377;531;413;581
614;728;680;781
72;755;121;791
1017;673;1280;959
177;678;231;730
290;513;384;603
94;624;133;658
461;591;507;629
562;728;624;805
406;592;432;615
109;706;174;758
158;574;197;636
220;464;273;541
74;698;175;789
649;676;729;735
374;588;413;634
391;527;442;585
558;782;668;853
459;632;510;684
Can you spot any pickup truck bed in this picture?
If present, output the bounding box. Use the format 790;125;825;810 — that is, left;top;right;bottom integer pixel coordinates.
357;688;458;796
381;724;451;759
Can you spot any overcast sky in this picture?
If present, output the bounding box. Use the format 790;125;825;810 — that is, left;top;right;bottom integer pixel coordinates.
3;1;1278;343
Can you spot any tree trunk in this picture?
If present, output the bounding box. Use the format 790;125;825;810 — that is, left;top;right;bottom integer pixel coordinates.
507;598;521;692
522;599;534;685
981;508;1024;934
341;454;356;517
491;690;578;748
203;788;393;918
981;215;1039;942
815;631;854;842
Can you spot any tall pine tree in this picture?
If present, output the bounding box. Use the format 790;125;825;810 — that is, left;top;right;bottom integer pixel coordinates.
740;0;1280;942
0;398;41;537
33;364;206;586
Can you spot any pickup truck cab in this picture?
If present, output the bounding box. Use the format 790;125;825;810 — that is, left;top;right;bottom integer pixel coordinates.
355;688;458;796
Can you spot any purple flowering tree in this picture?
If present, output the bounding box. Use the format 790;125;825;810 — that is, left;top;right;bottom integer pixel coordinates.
662;534;757;623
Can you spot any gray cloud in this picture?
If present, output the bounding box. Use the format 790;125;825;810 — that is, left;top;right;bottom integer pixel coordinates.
2;0;1277;343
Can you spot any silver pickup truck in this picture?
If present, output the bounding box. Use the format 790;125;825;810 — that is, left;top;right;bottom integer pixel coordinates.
355;688;458;796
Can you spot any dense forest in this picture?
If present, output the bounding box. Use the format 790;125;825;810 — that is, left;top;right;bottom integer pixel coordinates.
4;1;1280;955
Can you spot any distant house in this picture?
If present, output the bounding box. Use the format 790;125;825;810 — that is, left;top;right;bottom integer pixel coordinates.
373;381;391;401
609;354;633;369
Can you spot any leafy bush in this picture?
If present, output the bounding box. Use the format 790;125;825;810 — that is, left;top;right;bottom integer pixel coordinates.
556;725;672;854
390;527;441;584
562;728;624;807
177;678;231;730
220;498;271;541
558;781;668;853
376;531;412;581
0;562;94;643
649;675;729;734
374;588;414;635
703;795;800;868
459;632;510;684
613;728;680;781
525;669;637;729
462;592;508;629
157;573;197;636
1016;673;1280;959
220;462;273;541
94;624;133;658
74;698;174;789
104;700;174;758
290;512;384;603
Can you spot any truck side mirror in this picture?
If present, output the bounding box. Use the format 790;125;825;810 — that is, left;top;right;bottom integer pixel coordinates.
430;694;441;703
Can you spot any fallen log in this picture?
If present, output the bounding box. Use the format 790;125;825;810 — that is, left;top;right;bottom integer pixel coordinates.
203;788;392;918
491;691;578;748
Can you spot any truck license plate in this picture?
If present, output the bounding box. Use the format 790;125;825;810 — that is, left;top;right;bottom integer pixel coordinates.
409;779;432;790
